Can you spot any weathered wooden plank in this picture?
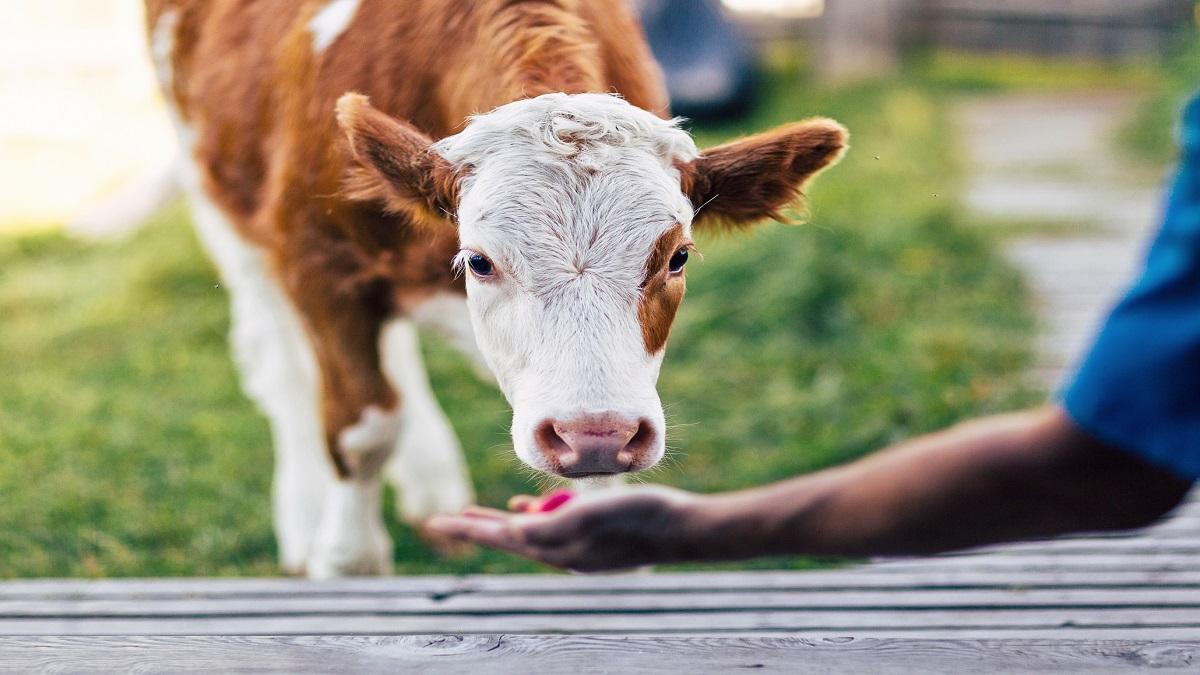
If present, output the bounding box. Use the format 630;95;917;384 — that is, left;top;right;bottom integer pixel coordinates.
1057;522;1200;539
2;636;1199;673
1134;518;1200;535
870;553;1200;572
6;587;1200;618
0;577;461;599
674;628;1200;640
944;537;1200;556
2;606;1199;635
6;568;1200;603
1118;502;1200;522
462;568;1200;590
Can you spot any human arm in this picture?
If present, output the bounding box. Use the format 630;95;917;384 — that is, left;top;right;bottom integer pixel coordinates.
426;405;1190;571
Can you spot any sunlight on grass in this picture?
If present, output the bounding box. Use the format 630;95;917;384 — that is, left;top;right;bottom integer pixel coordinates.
0;1;175;232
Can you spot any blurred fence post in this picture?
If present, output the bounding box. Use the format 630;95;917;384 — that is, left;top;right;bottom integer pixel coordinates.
817;0;908;84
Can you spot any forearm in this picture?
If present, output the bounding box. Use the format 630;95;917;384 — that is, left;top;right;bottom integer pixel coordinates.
680;406;1189;560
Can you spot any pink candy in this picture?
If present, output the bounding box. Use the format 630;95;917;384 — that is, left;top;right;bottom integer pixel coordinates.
535;489;576;513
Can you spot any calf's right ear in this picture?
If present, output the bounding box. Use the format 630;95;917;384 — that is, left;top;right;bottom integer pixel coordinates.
335;93;461;228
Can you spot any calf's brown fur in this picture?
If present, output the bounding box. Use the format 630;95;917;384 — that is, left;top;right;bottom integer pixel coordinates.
146;0;846;482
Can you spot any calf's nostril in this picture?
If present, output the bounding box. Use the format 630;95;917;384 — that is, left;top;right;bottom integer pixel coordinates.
616;419;656;467
534;420;574;462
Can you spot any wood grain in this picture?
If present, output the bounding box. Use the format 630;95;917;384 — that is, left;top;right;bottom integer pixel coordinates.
5;567;1200;603
1;636;1198;673
2;605;1200;635
4;587;1200;618
868;553;1200;572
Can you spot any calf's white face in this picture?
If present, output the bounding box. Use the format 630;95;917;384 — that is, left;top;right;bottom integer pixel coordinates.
337;92;847;478
438;94;696;477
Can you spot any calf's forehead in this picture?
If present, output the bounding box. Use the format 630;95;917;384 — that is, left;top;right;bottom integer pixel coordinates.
458;159;693;281
438;92;700;280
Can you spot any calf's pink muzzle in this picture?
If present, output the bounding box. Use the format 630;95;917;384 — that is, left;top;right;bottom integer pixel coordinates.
533;413;656;478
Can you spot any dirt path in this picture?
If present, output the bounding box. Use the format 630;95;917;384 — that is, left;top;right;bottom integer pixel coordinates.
957;92;1165;387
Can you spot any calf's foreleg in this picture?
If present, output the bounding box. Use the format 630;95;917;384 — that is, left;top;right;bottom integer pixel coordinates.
287;265;400;578
380;319;475;527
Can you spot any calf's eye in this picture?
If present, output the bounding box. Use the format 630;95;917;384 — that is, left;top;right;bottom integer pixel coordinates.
668;248;689;274
467;253;494;277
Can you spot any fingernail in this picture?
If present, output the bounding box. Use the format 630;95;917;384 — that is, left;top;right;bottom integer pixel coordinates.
508;495;535;513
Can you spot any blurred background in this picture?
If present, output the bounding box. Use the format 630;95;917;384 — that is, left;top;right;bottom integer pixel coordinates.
0;0;1196;577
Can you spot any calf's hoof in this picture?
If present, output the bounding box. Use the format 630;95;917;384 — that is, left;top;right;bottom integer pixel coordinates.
307;524;394;579
307;545;393;579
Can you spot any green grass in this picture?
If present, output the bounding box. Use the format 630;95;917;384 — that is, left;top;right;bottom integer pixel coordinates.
1116;36;1200;166
0;71;1038;577
911;49;1164;93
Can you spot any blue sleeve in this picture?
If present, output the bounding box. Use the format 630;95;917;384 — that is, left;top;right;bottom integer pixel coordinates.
1062;93;1200;480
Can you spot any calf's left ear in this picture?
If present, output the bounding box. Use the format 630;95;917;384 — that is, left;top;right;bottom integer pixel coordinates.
335;93;461;227
681;118;847;230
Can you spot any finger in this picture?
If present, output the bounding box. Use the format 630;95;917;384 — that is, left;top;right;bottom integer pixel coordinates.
417;524;478;559
425;515;542;560
460;505;510;520
507;494;537;513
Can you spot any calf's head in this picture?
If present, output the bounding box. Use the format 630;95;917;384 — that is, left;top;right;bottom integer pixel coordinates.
337;93;846;479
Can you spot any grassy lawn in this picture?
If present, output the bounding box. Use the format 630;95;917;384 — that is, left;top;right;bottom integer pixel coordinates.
0;69;1039;577
1117;38;1200;166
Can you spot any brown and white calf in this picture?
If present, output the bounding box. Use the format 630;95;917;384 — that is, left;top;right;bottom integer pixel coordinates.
145;0;846;577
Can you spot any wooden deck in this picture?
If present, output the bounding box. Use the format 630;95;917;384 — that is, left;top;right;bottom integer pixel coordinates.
3;494;1199;671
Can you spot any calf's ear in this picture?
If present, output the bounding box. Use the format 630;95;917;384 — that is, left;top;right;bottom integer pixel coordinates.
335;93;461;227
681;119;847;231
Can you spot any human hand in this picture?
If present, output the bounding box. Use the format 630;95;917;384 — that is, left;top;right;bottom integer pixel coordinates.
425;486;701;572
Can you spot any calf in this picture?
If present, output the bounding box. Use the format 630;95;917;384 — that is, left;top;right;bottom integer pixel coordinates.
146;0;846;577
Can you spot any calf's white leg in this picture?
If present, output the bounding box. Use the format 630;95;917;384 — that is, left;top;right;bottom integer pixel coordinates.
158;16;332;574
380;319;476;524
308;475;393;579
308;405;401;578
181;179;331;575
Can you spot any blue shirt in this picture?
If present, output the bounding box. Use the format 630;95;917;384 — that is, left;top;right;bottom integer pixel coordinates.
1063;93;1200;480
